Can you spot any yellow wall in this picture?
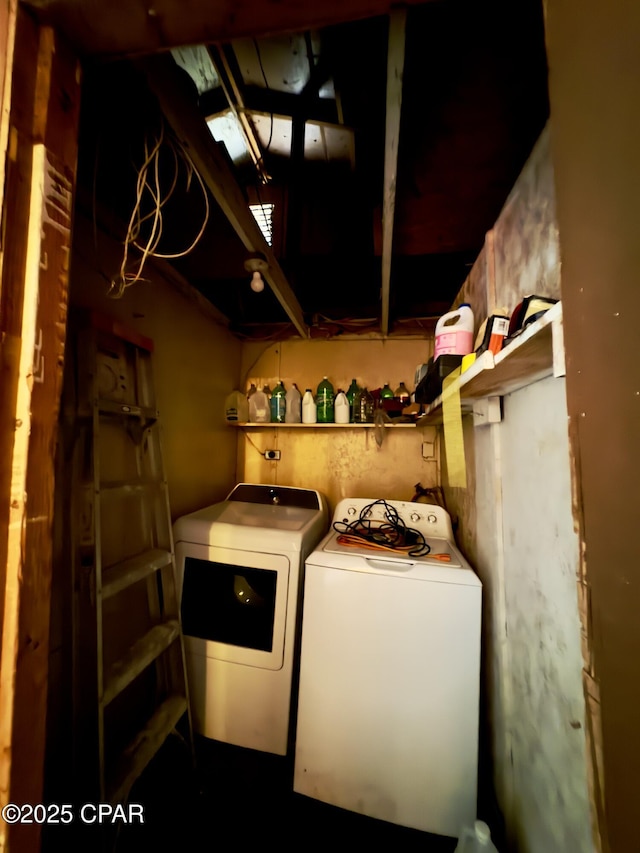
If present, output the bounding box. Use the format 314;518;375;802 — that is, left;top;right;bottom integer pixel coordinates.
237;337;438;512
69;214;242;518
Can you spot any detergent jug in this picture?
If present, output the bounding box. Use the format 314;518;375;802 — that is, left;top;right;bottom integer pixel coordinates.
434;303;474;360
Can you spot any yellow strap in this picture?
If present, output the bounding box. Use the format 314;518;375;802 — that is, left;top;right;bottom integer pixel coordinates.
442;367;467;488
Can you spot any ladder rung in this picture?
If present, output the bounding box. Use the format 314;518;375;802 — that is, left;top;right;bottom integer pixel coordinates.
100;479;164;492
103;620;180;706
102;549;173;600
97;398;158;420
107;694;188;805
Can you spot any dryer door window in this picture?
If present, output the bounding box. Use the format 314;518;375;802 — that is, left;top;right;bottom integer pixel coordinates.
175;544;290;671
182;558;277;652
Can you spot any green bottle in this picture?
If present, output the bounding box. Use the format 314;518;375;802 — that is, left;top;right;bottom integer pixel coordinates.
346;378;360;423
316;376;335;423
380;382;394;400
270;381;286;423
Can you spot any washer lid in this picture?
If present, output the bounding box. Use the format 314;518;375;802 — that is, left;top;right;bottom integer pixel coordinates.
323;531;462;567
308;531;481;587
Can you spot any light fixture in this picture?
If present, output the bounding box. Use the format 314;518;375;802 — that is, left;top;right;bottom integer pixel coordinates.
244;255;269;293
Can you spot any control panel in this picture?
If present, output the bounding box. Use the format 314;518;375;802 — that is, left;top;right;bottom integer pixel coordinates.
333;497;454;542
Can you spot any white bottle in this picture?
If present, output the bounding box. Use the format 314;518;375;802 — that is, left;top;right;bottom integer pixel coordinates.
301;388;317;424
454;821;499;853
334;390;350;424
285;383;302;423
248;389;270;423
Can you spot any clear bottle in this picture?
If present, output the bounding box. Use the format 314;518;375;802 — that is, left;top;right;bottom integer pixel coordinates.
247;382;257;399
334;390;350;424
346;378;360;423
262;383;272;399
270;381;286;423
316;376;335;423
354;387;374;423
285;383;302;423
394;382;411;406
302;388;317;424
249;389;270;423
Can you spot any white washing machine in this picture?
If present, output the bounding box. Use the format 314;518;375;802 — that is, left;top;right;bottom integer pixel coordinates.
293;497;482;839
173;483;328;755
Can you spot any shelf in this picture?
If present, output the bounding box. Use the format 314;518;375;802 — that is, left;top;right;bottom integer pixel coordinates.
417;301;564;427
232;422;417;429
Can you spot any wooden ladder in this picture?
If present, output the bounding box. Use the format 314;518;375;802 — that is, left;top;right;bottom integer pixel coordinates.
69;311;192;806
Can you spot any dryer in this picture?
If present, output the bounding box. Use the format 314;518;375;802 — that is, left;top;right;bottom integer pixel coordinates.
173;483;328;755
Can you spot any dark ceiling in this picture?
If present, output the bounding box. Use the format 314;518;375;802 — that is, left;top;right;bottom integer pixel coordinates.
67;0;549;339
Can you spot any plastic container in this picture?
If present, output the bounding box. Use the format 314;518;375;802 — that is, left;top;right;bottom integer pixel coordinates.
454;821;499;853
248;389;270;423
334;390;350;424
224;390;249;423
434;303;474;360
247;382;257;399
302;389;317;424
270;381;286;423
285;383;302;423
354;387;374;423
316;376;335;423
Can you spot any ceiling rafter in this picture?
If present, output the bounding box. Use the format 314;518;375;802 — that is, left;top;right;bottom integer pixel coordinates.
381;9;407;336
139;52;309;338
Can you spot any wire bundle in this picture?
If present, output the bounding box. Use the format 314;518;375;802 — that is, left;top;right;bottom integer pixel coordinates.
332;499;431;557
110;118;210;298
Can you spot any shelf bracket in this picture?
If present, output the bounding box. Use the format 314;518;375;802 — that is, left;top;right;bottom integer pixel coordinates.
473;396;502;427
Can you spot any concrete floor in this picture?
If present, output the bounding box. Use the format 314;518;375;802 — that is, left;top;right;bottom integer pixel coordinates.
111;734;460;852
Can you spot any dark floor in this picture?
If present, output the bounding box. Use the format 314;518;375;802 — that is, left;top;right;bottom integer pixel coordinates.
109;734;461;852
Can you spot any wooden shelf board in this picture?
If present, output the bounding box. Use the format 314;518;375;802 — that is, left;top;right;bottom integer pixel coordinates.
417;302;562;427
233;422;417;428
102;620;180;707
102;548;173;600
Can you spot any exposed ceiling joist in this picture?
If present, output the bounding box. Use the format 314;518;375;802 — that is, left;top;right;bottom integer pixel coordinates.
139;53;309;338
24;0;434;60
381;9;406;336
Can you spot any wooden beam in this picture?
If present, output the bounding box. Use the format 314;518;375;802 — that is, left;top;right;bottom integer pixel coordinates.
139;53;309;338
0;11;81;851
0;0;17;254
22;0;433;60
380;9;406;336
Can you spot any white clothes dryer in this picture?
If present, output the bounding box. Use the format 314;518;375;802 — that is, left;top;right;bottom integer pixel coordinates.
294;497;482;838
173;483;328;756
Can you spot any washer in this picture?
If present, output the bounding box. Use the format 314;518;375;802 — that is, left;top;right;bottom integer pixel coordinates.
173;483;328;755
293;497;482;838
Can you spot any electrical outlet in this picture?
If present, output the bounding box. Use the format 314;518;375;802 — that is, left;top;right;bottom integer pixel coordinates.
264;449;281;461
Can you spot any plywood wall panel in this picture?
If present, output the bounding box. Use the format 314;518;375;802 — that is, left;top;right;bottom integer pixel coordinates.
69;213;242;519
492;125;561;312
500;376;592;853
238;337;437;511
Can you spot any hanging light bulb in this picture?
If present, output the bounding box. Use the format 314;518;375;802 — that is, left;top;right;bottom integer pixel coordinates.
250;270;264;292
244;255;269;294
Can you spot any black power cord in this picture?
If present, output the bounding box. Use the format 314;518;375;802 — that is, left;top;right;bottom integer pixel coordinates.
332;499;431;557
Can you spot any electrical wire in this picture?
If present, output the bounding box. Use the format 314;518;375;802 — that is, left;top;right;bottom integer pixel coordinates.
332;499;431;557
242;429;267;457
110;117;210;298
